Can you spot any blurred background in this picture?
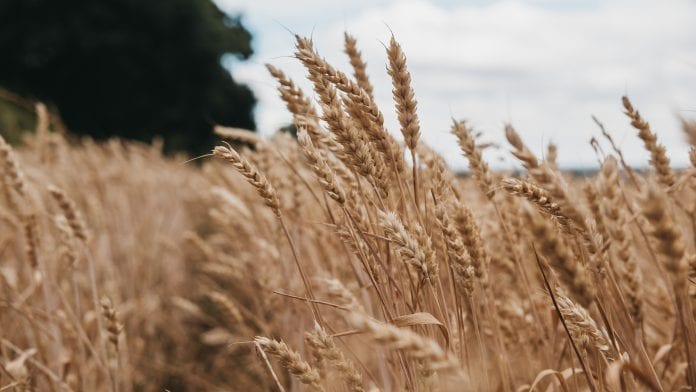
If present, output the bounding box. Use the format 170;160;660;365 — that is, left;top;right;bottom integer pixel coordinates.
1;0;695;169
0;0;256;155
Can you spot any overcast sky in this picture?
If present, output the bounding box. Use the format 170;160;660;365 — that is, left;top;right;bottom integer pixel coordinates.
215;0;696;170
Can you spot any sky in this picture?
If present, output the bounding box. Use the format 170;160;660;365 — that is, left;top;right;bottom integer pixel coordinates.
215;0;696;170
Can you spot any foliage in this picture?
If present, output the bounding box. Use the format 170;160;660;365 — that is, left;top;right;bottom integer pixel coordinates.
0;0;256;154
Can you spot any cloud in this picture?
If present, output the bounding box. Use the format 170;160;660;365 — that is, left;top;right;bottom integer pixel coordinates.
217;0;696;170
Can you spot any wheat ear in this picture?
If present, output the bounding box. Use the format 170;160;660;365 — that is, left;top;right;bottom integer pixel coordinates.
48;185;89;242
622;96;675;187
555;290;611;358
452;120;495;199
387;35;420;152
344;33;374;101
348;312;459;372
255;336;325;391
305;324;365;392
0;134;27;197
379;210;438;282
641;184;687;289
297;127;346;204
212;145;281;216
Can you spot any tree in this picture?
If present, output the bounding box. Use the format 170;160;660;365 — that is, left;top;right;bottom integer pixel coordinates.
0;0;256;154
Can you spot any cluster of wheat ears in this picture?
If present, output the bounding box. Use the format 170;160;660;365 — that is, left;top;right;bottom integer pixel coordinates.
2;34;696;391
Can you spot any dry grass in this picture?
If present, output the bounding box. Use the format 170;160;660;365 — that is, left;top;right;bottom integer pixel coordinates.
2;34;696;391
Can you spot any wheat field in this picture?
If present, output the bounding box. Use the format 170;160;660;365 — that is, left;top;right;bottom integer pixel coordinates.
1;34;696;391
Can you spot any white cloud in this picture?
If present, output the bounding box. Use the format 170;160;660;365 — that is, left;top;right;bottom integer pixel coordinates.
217;0;696;170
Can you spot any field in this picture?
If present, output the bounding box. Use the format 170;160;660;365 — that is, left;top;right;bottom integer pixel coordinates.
1;34;696;391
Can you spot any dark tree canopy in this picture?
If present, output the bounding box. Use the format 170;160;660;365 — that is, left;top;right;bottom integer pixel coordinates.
0;0;256;154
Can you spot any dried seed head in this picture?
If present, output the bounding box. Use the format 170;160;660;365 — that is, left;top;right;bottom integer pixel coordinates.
502;178;572;233
212;145;281;216
323;278;364;312
505;124;539;170
380;211;438;282
100;297;123;351
207;291;243;325
0;135;27;198
297;128;346;204
305;324;365;392
434;205;474;296
387;35;420;151
344;33;374;102
347;312;459;372
452;120;494;199
214;126;262;145
622;96;675;187
555;290;611;357
255;336;324;391
22;213;40;269
641;184;687;288
451;205;489;282
48;185;89;242
527;209;595;306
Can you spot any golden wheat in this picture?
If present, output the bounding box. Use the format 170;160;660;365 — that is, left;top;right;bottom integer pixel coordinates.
2;32;696;392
